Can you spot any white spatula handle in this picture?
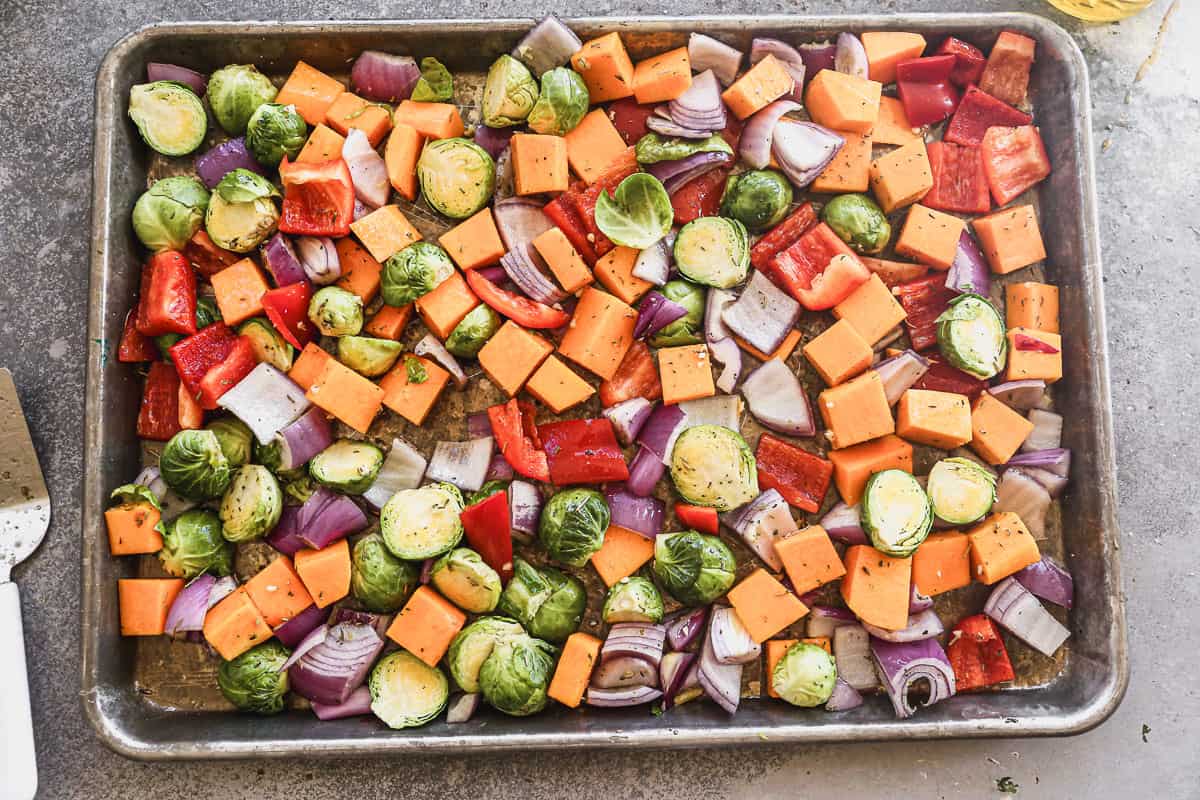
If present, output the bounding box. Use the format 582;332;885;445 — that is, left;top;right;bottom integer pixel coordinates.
0;582;37;800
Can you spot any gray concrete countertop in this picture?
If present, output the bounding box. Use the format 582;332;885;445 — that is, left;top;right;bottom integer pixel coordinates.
1;0;1196;797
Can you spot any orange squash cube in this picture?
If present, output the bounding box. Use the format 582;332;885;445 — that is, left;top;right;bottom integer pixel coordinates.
477;320;554;397
967;512;1041;585
832;273;908;345
811;131;872;194
774;525;847;596
511;133;569;195
1005;282;1059;334
594;246;653;305
564;109;629;184
385;586;466;667
306;358;385;433
818;370;895;449
350;205;423;263
571;32;635;103
869;138;934;214
896;389;972;449
533;226;593;294
722;55;796;119
803;318;873;386
970;392;1035;465
590;524;655;587
525;355;595;414
380;355;450;425
438;208;507;270
727;569;809;644
275;61;346;125
631;47;692;104
1005;328;1063;384
895;204;966;270
210;258;269;326
827;434;913;507
414;271;479;339
972;205;1046;275
324;92;392;147
911;531;972;596
295;123;346;163
805;69;882;133
658;344;716;405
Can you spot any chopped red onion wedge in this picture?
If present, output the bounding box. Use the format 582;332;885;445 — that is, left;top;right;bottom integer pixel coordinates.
710;606;761;665
994;468;1050;539
669;70;727;131
722;270;801;355
426;437;494;493
604;486;664;539
602;397;653;447
414;334;469;389
772;120;845;188
164;574;216;636
833;624;879;691
1023;408;1063;452
862;608;945;643
871;636;956;719
984;577;1071;656
295;236;341;286
740;359;815;438
988;379;1047;410
698;624;743;714
216;363;310;445
273;604;332;649
720;489;790;571
350;51;420;102
585;685;663;708
362;437;428;509
750;39;807;99
508;480;542;542
688;33;743;87
275;406;334;471
873;349;931;405
511;14;582;77
591;655;659;689
312;685;373;721
824;677;864;712
342;129;390;208
834;33;869;79
1014;557;1074;609
445;692;481;724
664;607;708;651
260;232;308;287
807;605;858;639
632;239;671;286
148;62;207;95
289;623;385;706
659;651;699;709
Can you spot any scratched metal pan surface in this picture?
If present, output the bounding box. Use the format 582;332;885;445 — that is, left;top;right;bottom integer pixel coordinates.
83;14;1126;759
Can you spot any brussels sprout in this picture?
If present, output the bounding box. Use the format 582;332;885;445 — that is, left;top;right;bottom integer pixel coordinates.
447;616;526;693
670;425;759;512
467;479;509;507
238;317;294;372
720;169;793;233
538;488;610;567
160;429;233;500
594;172;674;250
156;296;221;360
128;81;207;156
369;650;449;729
861;469;932;557
205;168;280;253
218;640;290;714
602;576;664;624
109;482;162;511
653;530;736;606
497;558;585;643
445;304;501;358
672;216;750;289
381;242;456;307
771;641;837;707
205;416;254;468
282;473;317;504
936;293;1007;380
309;439;385;494
245;102;308;167
308;286;364;337
927;457;997;525
411;57;454;102
647;280;706;347
526;67;588;136
337;335;403;377
132;176;210;252
431;548;503;613
416;138;495;219
219;465;283;543
380;482;465;559
207;64;278;135
482;54;539;127
351;533;419;613
820;193;891;255
478;633;557;716
158;508;235;579
634;132;733;164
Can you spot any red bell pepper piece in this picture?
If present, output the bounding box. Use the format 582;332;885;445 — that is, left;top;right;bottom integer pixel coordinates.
135;251;197;337
670;165;731;225
912;352;986;400
749;202;819;272
464;267;568;329
935;36;987;87
196;335;256;409
606;97;656;145
718;115;744;151
1013;333;1060;354
168;322;239;397
980;125;1051;206
543;195;599;265
895;55;961;127
537;418;630;486
767;222;870;310
946;614;1015;691
136;362;183;441
261;282;314;349
183;230;240;277
943;86;1031;147
674;503;719;535
598;340;662;407
978;31;1036;107
278;157;355;237
517;400;543;450
460;491;515;582
755;433;833;513
923;141;991;215
892;274;958;352
488;399;550;482
117;308;158;362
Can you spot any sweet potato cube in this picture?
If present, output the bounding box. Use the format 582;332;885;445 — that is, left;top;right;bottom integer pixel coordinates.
306;358;385;433
832;273;908;345
386;586;466;667
1005;328;1062;383
478;320;554;397
803;318;873;386
526;355;595;414
384;122;423;200
895;204;966;270
811;131;872;194
564;109;629;184
393;100;464;140
972;205;1046;275
967;512;1041;584
325;91;392;147
276;61;346;125
438;208;507;270
548;632;603;709
571;32;635;103
804;69;882;133
364;304;413;341
288;342;334;391
511;133;569;195
728;568;809;644
658;344;715;405
105;502;163;556
911;531;971;596
775;525;847;596
819;371;895;449
557;287;637;380
722;55;796;119
414;271;478;339
632;46;692;104
334;237;383;304
594;246;653;305
590;524;655;587
380;355;450;425
210;258;269;326
118;578;184;637
840;545;912;631
202;588;273;659
1005;282;1059;334
533;226;593;294
869;138;934;214
871;95;921;145
292;538;351;608
243;556;314;628
350;205;423;263
971;392;1035;465
861;31;928;84
827;434;913;507
896;389;972;449
296;123;346;163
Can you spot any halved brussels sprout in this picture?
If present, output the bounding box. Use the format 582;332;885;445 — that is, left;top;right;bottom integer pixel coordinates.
926;457;997;525
594;173;674;250
538;488;609;567
132;176;210;252
158;508;234;579
160;429;233;501
936;293;1007;380
411;57;454;102
771;641;837;707
445;304;502;358
217;640;291;715
478;633;557;716
602;576;664;623
720;169;793;233
482;54;540;127
820;193;891;255
205;168;280;253
431;548;503;613
497;558;585;644
381;241;456;307
351;533;419;613
337;335;403;377
861;469;933;557
245;102;308;167
309;439;385;494
526;67;588;136
653;530;736;606
219;464;283;542
647;280;706;348
447;616;526;693
205;416;254;468
634;132;733;164
670;425;759;512
417;138;495;219
380;482;465;559
369;650;449;729
672;216;750;289
207;64;278;135
128;81;207;156
308;286;364;337
238;317;294;372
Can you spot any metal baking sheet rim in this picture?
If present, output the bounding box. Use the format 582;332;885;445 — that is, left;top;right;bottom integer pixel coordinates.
82;13;1127;759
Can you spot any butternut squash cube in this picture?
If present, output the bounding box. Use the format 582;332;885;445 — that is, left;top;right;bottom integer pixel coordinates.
832;273;908;345
895;204;966;270
804;69;882;133
657;344;715;405
869;138;934;214
1005;328;1063;384
478;320;554;397
803;318;873;386
896;388;972;449
971;393;1035;465
511;133;569;195
818;371;895;449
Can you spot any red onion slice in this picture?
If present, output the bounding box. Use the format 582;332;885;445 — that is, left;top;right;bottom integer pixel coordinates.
1023;408;1063;452
646;115;714;139
738;100;802;169
910;583;934;614
750;39;807;99
669;70;727;131
945;230;991;296
874;349;931;405
289;623;385;706
862;608;945;643
148;62;207;95
508;480;542;540
647;151;733;195
688;33;744;87
993;468;1051;539
342;129;390;208
602;397;653;446
698;626;742;714
834;624;879;691
710;606;761;665
419;558;435;585
363;437;427;510
722;270;802;355
586;685;663;707
216;363;311;446
984;577;1070;657
871;636;957;719
351;51;420;102
633;291;689;340
806;605;858;639
493;197;555;260
1014;557;1074;609
636;404;686;461
834;33;869;79
485;453;514;482
312;685;373;721
426;437;494;493
1006;448;1071;478
280;623;329;671
473;125;515;160
273;603;332;649
266;505;306;555
632;239;670;286
820;501;867;545
195;137;266;189
296;236;341;286
601;622;666;666
659;651;699;709
414;334;469;389
591;655;659;689
275;406;334;471
664;607;708;651
626;445;666;498
297;488;369;550
772;120;845;188
796;42;837;85
988;379;1047;411
604;486;664;539
824;677;864;712
261;233;308;287
511;14;582;77
500;247;567;305
164;574;216;636
740;359;815;438
446;692;481;724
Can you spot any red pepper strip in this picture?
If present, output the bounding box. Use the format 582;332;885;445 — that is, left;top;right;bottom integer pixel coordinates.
464;267;569;329
607;97;656;145
135;251;197;337
892;274;958;352
196;335;256;409
935;36;987;87
768;222;870;310
670;165;731;225
518;400;543;450
943;86;1032;147
895;55;961;127
1014;333;1060;354
912;352;987;400
923;141;991;215
980;125;1051;207
598;340;662;407
754;433;833;513
460;491;515;583
946;614;1015;691
117;308;158;362
168;322;239;397
749;202;818;272
183;230;240;277
537;418;630;486
261;281;314;349
719;115;744;151
674;503;719;535
543;195;598;265
278;157;355;237
136;362;183;441
488;399;550;482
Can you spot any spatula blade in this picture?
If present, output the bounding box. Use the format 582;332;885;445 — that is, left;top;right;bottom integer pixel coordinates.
0;368;50;579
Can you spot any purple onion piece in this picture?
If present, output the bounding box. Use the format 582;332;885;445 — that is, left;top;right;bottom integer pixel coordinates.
311;685;372;721
194;138;265;189
274;604;332;650
739;100;802;169
687;34;743;87
604;486;664;539
945;230;991;296
750;38;808;98
148;62;207;95
772;120;844;188
260;233;308;288
474;125;516;160
625;445;667;498
351;51;420;102
1014;556;1074;609
276;407;334;471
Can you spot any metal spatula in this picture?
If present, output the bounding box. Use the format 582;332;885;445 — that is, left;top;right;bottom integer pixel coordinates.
0;368;49;800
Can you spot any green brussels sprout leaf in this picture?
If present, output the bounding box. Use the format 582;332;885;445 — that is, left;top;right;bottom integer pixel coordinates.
594;173;674;250
411;57;454;102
